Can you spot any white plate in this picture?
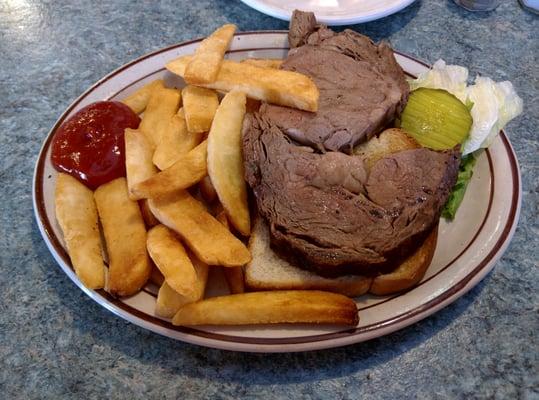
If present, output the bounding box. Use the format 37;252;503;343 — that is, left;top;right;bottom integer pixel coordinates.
240;0;417;25
33;32;521;353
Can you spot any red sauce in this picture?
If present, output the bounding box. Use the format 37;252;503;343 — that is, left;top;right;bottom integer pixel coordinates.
51;101;140;190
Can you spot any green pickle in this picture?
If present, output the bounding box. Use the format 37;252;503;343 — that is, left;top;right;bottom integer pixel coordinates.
399;88;472;150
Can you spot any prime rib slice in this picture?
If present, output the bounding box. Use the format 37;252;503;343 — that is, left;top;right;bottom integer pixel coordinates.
261;10;409;153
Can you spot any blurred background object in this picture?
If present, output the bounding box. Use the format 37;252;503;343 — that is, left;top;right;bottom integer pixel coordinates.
519;0;539;13
239;0;418;25
453;0;500;11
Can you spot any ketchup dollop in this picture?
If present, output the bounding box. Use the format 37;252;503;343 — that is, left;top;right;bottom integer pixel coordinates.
51;101;140;190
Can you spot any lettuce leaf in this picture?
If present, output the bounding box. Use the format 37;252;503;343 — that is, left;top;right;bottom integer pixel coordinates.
409;60;523;155
442;154;477;220
462;77;523;154
408;59;468;102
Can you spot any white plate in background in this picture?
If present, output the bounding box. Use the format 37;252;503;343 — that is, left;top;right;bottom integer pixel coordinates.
240;0;418;25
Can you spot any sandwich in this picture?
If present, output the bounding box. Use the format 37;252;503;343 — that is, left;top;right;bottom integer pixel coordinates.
241;11;460;296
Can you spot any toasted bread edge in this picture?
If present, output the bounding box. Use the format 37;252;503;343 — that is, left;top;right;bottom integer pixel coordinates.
369;224;438;296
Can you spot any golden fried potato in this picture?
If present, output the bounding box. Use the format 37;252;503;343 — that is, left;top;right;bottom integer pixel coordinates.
156;283;188;318
131;140;207;199
215;210;245;294
182;86;219;133
223;267;245;294
199;175;217;204
139;199;159;228
215;208;228;228
241;58;283;69
149;263;165;286
121;80;165;114
55;173;105;289
125;128;157;200
207;90;250;235
152;108;205;170
94;178;150;297
184;24;236;84
172;290;359;326
155;255;209;318
148;191;251;267
139;86;181;148
147;225;198;297
166;56;319;112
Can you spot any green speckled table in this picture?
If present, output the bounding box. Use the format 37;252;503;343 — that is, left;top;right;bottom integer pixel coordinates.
1;0;537;398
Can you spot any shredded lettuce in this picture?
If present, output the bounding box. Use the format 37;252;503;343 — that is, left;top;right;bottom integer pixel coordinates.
409;59;523;155
441;154;477;220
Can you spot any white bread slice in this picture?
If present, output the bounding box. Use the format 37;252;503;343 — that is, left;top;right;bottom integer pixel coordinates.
370;224;438;295
245;218;373;297
353;127;420;169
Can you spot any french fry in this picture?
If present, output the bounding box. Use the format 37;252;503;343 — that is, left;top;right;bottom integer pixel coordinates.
147;225;198;297
155;254;209;318
150;263;165;286
172;290;359;326
182;86;219;133
148;191;251;267
216;210;244;294
156;275;205;317
156;283;189;318
131;140;207;199
139;86;181;148
223;266;245;294
215;208;228;227
139;199;159;228
166;56;319;112
207;90;250;235
152;115;184;170
184;24;236;84
199;175;217;204
121;80;165;114
55;173;105;289
152;108;204;170
241;58;283;69
125;128;157;200
94;178;150;296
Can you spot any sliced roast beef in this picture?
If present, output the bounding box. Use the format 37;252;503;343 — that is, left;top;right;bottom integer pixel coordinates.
288;10;317;48
242;11;460;276
263;10;409;153
243;114;460;276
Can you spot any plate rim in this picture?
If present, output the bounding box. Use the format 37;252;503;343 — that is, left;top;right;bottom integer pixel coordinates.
32;31;522;352
239;0;418;25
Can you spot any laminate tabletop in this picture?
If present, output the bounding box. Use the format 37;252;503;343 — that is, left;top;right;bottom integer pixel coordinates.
1;0;537;398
